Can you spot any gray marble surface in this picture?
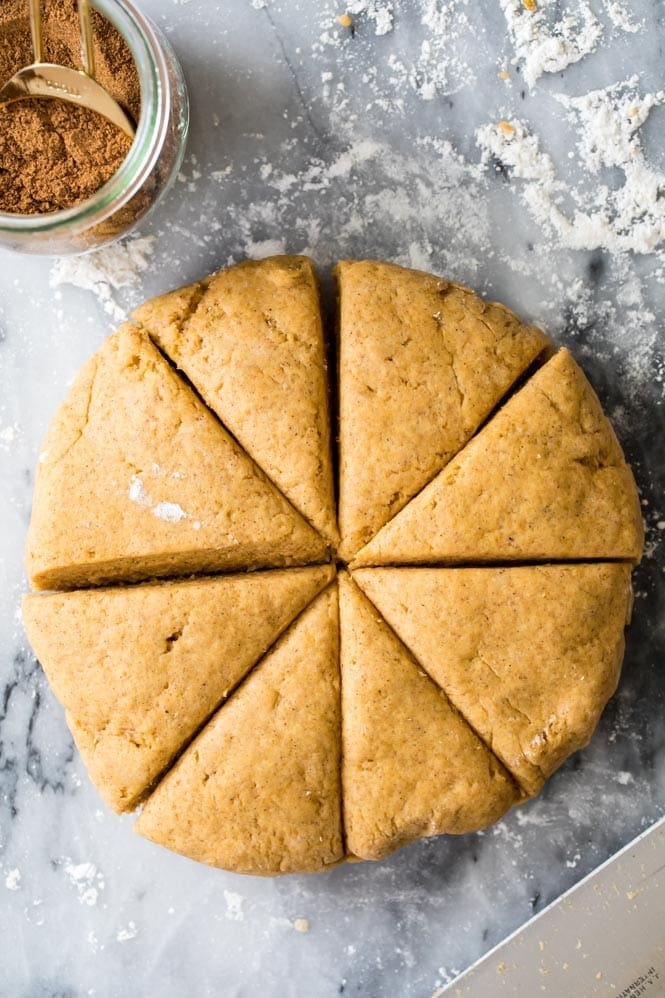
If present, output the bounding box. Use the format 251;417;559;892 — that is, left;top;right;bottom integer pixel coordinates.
1;1;665;995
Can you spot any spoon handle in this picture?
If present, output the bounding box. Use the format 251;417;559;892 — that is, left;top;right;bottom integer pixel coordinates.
78;0;96;79
29;0;44;64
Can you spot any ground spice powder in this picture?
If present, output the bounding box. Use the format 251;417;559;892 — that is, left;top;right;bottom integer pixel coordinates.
0;0;140;214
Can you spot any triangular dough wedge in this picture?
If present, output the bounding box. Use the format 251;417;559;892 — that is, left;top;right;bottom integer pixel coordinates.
354;349;643;566
132;256;337;544
22;565;333;814
25;324;327;590
135;585;343;875
336;260;549;559
354;564;632;796
338;573;518;861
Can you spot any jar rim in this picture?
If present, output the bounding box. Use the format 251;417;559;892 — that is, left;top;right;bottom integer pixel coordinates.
0;0;171;235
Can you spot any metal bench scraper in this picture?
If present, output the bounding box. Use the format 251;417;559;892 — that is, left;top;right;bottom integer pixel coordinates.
444;814;665;996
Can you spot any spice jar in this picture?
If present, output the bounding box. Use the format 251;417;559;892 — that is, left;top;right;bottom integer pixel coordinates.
0;0;189;255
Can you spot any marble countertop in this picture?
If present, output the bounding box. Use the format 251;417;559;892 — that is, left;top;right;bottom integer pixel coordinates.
1;1;664;995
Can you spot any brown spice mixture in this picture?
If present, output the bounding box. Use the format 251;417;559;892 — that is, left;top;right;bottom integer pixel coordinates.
0;0;140;214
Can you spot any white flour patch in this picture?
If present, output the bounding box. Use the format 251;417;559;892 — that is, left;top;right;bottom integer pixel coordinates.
642;502;665;563
616;771;634;785
128;475;191;524
515;809;551;828
224;890;245;921
0;423;18;452
128;475;151;508
5;868;21;890
478;119;556;183
347;1;394;36
491;820;524;851
243;237;287;259
605;1;641;33
327;138;384;179
116;921;139;942
499;0;646;87
500;0;602;88
49;235;155;322
387;0;475;101
314;0;474;101
87;931;101;953
237;131;490;281
477;78;665;254
152;501;188;524
64;860;105;906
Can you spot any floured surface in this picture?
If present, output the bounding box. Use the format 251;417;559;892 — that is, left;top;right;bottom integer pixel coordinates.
21;566;333;813
336;260;548;558
133;256;337;544
135;586;343;875
339;574;519;860
353;565;633;797
477;78;665;255
2;1;665;996
355;350;644;566
25;324;327;589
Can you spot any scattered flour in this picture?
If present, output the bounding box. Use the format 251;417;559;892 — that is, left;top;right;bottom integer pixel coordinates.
499;0;643;89
87;930;101;953
347;0;394;36
605;1;641;34
313;0;474;102
116;921;139;942
244;237;287;259
49;235;155;322
5;868;21;890
515;809;551;828
309;0;643;107
128;474;190;524
499;0;602;88
477;78;665;254
63;860;105;906
478;118;556;183
326;138;384;179
0;1;661;980
387;0;475;101
128;474;152;508
152;501;188;524
232;131;489;281
0;423;18;451
224;889;245;921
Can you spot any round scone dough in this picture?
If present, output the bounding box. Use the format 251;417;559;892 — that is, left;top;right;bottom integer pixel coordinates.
22;256;643;875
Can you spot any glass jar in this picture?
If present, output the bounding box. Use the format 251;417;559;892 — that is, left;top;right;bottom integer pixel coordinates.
0;0;189;255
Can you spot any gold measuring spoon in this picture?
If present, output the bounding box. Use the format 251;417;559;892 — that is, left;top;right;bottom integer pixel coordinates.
0;0;135;138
